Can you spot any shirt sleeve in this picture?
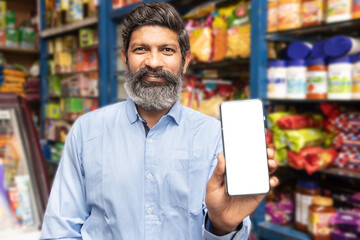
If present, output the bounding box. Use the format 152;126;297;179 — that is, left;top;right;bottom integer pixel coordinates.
202;215;251;240
40;120;88;239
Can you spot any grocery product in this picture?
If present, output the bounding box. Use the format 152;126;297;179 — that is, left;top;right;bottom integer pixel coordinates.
277;0;302;30
325;35;360;58
68;0;83;22
295;180;321;232
354;0;360;19
353;53;360;99
334;151;360;170
333;112;360;133
0;1;6;29
286;59;307;99
187;18;212;62
6;10;15;28
308;196;336;240
79;28;95;48
286;41;312;60
301;0;326;27
5;28;18;48
267;60;287;99
212;11;227;62
19;25;36;49
277;115;321;130
267;112;292;130
311;40;327;58
285;128;323;152
326;0;352;23
267;0;278;32
306;58;327;99
334;133;360;152
328;56;352;99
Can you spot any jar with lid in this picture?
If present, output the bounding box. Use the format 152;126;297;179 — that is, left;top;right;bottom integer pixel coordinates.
286;59;307;99
268;0;278;32
295;180;321;232
353;53;360;99
302;0;326;27
287;41;312;60
326;0;352;23
267;60;287;99
325;35;360;58
308;196;336;240
306;58;327;100
277;0;302;30
328;56;352;100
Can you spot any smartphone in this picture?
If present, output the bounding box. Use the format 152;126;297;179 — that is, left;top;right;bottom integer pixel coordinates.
220;99;270;196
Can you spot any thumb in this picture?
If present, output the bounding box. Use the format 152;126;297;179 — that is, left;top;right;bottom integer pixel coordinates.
208;153;226;188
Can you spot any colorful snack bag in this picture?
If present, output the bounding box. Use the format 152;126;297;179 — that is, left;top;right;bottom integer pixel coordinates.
212;10;227;62
277;114;321;130
274;148;288;166
333;112;360;134
334;151;360;170
334;133;360;153
267;112;292;131
187;16;212;62
330;229;360;240
329;212;360;234
285;128;324;152
225;1;251;59
273;129;287;149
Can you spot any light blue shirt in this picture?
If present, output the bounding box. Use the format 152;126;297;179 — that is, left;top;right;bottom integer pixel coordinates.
40;98;251;240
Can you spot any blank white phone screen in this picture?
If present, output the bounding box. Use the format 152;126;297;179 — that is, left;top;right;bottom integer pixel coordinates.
220;99;269;196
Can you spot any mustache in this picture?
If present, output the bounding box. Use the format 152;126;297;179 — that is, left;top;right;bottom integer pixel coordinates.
131;66;179;85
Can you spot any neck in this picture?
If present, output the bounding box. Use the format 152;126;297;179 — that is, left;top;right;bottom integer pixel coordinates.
136;105;172;129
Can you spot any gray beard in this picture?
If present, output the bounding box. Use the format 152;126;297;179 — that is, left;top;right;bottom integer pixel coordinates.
124;65;183;111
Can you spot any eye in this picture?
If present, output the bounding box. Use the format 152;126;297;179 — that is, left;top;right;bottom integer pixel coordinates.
133;47;147;53
162;48;176;55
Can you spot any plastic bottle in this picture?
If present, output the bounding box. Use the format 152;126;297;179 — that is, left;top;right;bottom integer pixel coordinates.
328;56;353;99
353;53;360;99
308;196;336;240
295;180;321;232
286;59;307;99
277;0;302;30
302;0;326;27
306;58;327;99
267;60;287;99
287;41;312;60
311;40;327;58
326;0;352;23
325;35;360;58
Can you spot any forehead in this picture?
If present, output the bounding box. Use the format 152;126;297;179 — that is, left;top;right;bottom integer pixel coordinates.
129;26;179;46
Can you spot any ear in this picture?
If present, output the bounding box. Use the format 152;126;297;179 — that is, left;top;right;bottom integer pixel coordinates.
182;51;192;74
121;48;127;64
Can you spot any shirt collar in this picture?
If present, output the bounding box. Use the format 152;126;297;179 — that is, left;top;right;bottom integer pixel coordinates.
125;97;182;125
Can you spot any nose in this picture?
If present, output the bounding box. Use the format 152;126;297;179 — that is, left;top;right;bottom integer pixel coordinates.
145;51;164;69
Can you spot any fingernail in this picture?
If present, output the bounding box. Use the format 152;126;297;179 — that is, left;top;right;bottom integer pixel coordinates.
270;179;275;185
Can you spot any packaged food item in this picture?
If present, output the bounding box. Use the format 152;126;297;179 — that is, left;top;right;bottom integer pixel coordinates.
0;1;6;29
267;0;278;32
329;211;360;234
328;56;352;100
277;0;301;30
285;128;323;152
330;229;360;240
286;41;312;60
325;35;360;58
267;112;292;130
301;0;326;27
277;114;321;130
212;11;227;62
273;129;287;149
334;133;360;152
225;2;251;58
187;18;212;62
267;60;287;99
79;28;95;48
286;59;307;99
333;112;360;134
353;53;360;99
19;25;36;49
275;148;288;165
6;10;15;28
68;0;83;22
0;29;5;46
308;196;336;240
306;58;327;99
303;148;338;174
15;175;35;227
311;40;327;58
326;0;352;23
295;180;321;232
5;28;18;48
354;0;360;19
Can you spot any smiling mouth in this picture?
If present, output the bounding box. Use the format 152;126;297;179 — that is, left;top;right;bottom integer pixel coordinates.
144;75;165;83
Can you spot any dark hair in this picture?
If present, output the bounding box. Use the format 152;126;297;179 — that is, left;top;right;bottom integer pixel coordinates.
122;2;190;63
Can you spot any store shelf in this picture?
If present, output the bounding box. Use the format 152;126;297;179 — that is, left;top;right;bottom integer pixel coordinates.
0;46;39;54
45;44;99;58
51;69;98;76
189;58;249;69
321;167;360;180
258;222;312;240
266;19;360;41
40;16;98;38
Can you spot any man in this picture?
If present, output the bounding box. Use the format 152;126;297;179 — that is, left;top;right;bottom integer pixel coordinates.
40;2;278;239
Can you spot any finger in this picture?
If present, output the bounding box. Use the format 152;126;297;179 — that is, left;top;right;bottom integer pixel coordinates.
269;176;279;188
214;153;226;179
267;147;274;159
268;159;278;174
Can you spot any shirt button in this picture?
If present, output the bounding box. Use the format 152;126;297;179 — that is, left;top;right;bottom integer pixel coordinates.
148;139;153;144
147;208;152;214
147;173;152;179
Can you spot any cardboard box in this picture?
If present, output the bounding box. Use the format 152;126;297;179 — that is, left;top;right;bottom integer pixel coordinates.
79;28;95;47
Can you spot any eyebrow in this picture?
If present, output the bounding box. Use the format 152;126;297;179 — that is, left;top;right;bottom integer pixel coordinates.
130;43;179;50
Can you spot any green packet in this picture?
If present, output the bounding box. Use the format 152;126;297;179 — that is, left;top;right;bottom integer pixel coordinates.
274;148;288;166
273;129;286;149
267;112;292;131
285;128;324;153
